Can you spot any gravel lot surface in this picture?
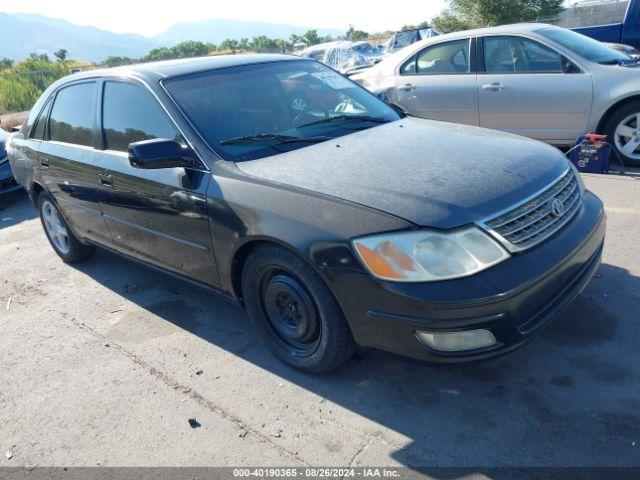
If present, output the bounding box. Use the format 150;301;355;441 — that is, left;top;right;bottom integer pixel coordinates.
0;172;638;468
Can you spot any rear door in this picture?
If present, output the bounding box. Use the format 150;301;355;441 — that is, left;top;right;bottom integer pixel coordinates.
95;79;216;285
38;81;112;247
390;38;479;125
477;35;593;143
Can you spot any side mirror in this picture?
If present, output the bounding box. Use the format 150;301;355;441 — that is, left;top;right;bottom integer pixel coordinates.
128;138;201;169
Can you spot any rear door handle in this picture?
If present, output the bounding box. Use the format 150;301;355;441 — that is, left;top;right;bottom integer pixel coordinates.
99;173;113;187
482;82;507;91
399;83;416;92
38;156;49;168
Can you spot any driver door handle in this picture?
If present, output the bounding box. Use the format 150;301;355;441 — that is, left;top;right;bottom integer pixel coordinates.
399;83;416;92
482;82;507;91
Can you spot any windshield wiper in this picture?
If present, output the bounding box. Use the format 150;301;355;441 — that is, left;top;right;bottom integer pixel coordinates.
297;115;391;129
220;133;330;146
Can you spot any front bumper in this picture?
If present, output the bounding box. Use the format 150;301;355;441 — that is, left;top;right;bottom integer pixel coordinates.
324;191;605;363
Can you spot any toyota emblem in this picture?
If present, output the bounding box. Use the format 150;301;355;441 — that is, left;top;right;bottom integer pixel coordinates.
550;199;565;217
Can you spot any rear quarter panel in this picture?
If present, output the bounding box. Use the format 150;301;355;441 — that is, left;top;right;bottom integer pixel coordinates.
6;135;35;191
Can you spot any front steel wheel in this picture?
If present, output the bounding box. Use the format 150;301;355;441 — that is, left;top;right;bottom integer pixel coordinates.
261;272;321;356
242;244;355;372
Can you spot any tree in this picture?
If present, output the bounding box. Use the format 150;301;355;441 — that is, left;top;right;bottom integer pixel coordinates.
349;30;369;41
431;0;564;33
218;39;240;51
303;30;320;46
102;56;135;67
29;52;50;62
171;40;214;58
401;21;432;31
54;48;68;61
0;58;13;69
290;33;304;45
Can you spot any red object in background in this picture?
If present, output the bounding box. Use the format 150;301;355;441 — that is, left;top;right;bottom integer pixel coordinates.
584;133;608;145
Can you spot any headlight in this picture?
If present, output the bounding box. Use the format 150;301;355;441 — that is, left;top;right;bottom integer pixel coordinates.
352;227;510;282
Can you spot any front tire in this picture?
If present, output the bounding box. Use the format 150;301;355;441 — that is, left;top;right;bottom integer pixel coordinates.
38;192;95;263
604;100;640;167
242;245;355;372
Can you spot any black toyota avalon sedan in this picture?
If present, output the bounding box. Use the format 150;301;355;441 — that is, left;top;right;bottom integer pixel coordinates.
7;55;605;372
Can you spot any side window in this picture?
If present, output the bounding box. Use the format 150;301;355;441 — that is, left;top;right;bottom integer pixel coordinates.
484;36;562;73
48;82;97;147
413;39;470;75
400;55;417;75
30;100;52;140
102;82;180;152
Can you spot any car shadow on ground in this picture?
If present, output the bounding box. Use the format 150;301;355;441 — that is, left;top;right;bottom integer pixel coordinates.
0;190;35;230
67;245;640;471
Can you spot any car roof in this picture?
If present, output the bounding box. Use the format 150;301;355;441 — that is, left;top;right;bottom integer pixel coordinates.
56;53;303;85
422;22;553;42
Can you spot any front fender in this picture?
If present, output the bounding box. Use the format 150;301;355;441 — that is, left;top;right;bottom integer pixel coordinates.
205;170;412;297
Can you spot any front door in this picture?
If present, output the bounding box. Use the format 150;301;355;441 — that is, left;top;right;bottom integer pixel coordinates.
95;80;216;285
390;38;479;126
478;35;593;144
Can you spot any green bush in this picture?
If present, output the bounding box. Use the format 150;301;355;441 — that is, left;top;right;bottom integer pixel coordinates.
0;58;69;115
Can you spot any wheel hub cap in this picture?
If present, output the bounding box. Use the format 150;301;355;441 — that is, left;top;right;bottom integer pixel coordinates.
614;112;640;160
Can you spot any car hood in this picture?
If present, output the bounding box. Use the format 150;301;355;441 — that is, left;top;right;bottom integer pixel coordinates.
236;117;569;229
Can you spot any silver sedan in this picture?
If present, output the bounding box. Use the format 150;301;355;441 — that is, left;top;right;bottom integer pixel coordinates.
352;24;640;166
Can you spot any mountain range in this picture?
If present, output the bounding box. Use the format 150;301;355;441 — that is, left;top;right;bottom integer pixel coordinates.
0;13;343;62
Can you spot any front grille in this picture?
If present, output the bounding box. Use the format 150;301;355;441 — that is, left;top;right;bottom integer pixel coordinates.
479;169;581;252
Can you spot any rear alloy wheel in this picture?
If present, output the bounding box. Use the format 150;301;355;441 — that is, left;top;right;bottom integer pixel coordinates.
242;245;355;372
605;101;640;167
38;192;95;263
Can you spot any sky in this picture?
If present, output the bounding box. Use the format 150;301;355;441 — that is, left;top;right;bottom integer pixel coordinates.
0;0;448;37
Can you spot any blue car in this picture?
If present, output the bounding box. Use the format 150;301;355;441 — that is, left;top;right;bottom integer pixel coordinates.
0;127;21;195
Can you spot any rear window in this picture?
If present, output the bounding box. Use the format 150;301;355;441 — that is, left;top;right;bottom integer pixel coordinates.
537;27;631;64
48;82;96;147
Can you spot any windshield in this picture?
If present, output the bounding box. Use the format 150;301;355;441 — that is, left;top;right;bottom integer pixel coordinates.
163;60;400;161
537;27;632;64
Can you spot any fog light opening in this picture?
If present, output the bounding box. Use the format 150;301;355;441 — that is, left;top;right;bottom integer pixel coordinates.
417;329;497;352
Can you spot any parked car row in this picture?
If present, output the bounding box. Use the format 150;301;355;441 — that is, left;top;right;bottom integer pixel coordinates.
352;23;640;166
298;40;385;74
7;52;605;372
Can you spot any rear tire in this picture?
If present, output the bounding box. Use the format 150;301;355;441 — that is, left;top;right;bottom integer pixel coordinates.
38;192;95;263
604;100;640;167
242;244;355;373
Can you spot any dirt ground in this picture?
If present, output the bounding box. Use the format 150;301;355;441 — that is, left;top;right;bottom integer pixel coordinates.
0;172;639;468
